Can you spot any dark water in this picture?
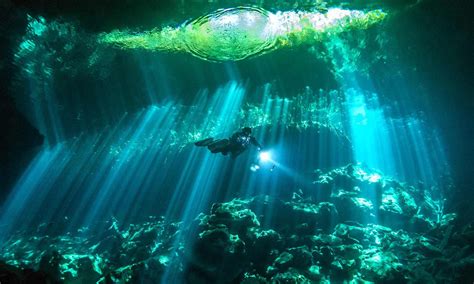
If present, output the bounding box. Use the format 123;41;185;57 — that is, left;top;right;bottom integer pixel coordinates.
0;0;473;283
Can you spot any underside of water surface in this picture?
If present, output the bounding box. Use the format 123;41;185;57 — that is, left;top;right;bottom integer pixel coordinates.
99;7;386;62
0;0;473;283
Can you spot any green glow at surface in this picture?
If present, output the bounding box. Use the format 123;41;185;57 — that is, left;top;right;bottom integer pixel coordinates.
186;7;276;61
99;7;387;61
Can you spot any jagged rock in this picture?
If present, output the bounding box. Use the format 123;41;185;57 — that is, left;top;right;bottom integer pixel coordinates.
287;246;312;269
315;164;448;234
64;257;101;284
248;195;288;214
271;268;311;283
313;246;334;268
307;265;322;281
359;250;405;282
439;213;457;228
329;259;352;282
408;215;434;233
266;265;278;277
199;199;260;235
284;201;338;231
415;236;442;257
247;228;282;272
188;227;246;282
241;273;267;284
380;190;404;214
286;234;306;248
311;233;343;246
398;190;417;216
274;252;294;270
331;186;361;199
295;223;311;235
379;208;410;231
332;195;375;224
333;223;366;244
247;228;281;248
38;250;62;282
249;196;339;232
333;244;363;260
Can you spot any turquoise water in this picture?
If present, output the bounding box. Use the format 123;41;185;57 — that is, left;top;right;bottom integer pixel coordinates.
0;1;472;283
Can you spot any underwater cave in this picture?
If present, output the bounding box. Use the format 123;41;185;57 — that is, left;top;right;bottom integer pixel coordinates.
0;0;473;283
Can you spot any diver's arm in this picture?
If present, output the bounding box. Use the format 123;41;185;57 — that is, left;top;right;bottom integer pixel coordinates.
250;137;262;151
230;132;241;142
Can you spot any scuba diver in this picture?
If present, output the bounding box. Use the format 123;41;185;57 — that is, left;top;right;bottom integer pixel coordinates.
194;127;262;159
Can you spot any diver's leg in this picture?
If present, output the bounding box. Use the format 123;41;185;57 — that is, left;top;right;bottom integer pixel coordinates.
222;143;234;156
208;139;229;153
207;139;221;151
195;138;214;146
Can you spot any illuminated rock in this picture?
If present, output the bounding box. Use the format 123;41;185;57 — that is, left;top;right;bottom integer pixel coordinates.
0;168;464;283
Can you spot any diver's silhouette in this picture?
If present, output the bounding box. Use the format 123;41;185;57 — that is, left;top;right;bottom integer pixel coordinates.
194;127;262;159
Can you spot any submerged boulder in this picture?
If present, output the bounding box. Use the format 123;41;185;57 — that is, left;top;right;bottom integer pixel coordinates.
287;246;312;269
271;268;312;283
199;199;260;235
359;250;405;282
274;252;294;271
189;227;246;281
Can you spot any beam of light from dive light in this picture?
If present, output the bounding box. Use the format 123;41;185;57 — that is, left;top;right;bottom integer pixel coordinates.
259;151;271;162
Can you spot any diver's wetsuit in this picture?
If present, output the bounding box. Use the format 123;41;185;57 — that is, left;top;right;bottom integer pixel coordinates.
195;128;261;158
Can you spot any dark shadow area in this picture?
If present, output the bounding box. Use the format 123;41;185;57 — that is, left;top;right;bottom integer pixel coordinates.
0;7;44;199
10;0;417;32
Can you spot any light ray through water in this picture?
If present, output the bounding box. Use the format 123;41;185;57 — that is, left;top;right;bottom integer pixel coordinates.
323;36;451;228
0;82;247;240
